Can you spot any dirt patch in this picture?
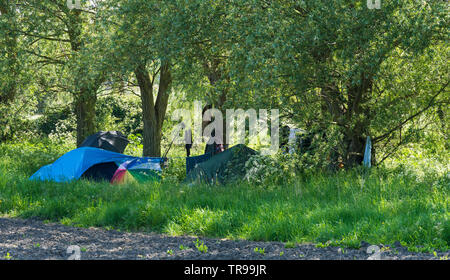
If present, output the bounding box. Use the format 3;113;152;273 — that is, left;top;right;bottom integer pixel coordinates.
0;217;447;260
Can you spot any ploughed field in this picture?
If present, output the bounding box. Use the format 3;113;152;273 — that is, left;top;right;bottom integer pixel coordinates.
1;218;448;260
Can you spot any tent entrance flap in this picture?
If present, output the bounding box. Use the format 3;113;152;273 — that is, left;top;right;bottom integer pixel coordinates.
81;162;118;182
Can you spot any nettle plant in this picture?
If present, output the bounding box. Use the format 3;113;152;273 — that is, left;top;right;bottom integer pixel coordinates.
244;128;347;186
244;153;298;186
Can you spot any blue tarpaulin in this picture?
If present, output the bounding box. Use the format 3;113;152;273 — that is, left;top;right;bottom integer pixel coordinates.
29;147;161;182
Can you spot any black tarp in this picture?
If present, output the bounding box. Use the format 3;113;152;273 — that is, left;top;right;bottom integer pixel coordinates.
80;131;129;154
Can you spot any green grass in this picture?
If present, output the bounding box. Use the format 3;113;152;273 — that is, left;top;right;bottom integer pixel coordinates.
0;141;448;252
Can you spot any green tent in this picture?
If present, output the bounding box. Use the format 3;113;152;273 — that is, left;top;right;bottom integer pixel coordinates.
184;144;257;185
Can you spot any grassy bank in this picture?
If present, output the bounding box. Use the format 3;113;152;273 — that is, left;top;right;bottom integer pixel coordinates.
0;142;448;252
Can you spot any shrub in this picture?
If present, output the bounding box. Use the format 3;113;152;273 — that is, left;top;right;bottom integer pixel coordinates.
36;106;74;136
161;157;186;184
96;94;142;136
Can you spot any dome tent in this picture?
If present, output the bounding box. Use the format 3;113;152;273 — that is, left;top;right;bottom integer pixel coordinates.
30;147;163;183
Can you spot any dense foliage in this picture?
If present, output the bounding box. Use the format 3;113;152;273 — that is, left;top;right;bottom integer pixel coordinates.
0;0;447;165
0;0;448;252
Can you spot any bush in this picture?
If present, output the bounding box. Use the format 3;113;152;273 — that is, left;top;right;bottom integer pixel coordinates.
0;103;36;142
161;157;186;184
96;94;142;136
36;106;74;136
0;140;72;176
244;153;297;187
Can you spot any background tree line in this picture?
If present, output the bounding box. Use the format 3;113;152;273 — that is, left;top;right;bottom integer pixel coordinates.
0;0;448;167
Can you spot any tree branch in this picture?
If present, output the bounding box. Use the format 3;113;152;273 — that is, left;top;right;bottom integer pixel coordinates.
373;81;449;143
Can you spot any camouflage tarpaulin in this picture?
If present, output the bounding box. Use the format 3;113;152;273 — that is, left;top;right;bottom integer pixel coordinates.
184;144;257;185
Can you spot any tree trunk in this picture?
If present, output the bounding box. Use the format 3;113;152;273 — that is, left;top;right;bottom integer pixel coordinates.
67;8;100;147
342;76;372;167
343;130;366;166
320;78;372;168
0;2;18;104
203;59;229;147
75;92;97;146
135;62;171;157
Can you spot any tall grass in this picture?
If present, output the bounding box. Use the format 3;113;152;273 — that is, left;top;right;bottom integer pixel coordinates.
0;141;448;252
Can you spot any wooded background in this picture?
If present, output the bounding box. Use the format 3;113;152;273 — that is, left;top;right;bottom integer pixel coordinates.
0;0;448;167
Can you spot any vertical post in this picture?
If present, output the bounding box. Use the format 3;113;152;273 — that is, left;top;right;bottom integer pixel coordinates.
363;136;372;168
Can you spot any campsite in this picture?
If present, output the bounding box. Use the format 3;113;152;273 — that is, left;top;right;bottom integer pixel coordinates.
0;0;449;263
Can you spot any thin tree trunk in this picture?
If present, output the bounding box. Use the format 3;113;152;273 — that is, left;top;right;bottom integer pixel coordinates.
203;59;228;147
75;92;97;146
67;8;101;147
0;2;18;104
135;62;171;157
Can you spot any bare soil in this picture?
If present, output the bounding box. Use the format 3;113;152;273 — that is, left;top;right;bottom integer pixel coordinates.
0;217;447;260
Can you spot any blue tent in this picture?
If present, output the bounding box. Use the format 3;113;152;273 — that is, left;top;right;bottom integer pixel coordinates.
30;147;163;183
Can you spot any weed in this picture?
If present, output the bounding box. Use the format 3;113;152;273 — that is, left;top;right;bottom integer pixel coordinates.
254;247;265;255
284;241;296;249
194;239;208;254
3;252;12;260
